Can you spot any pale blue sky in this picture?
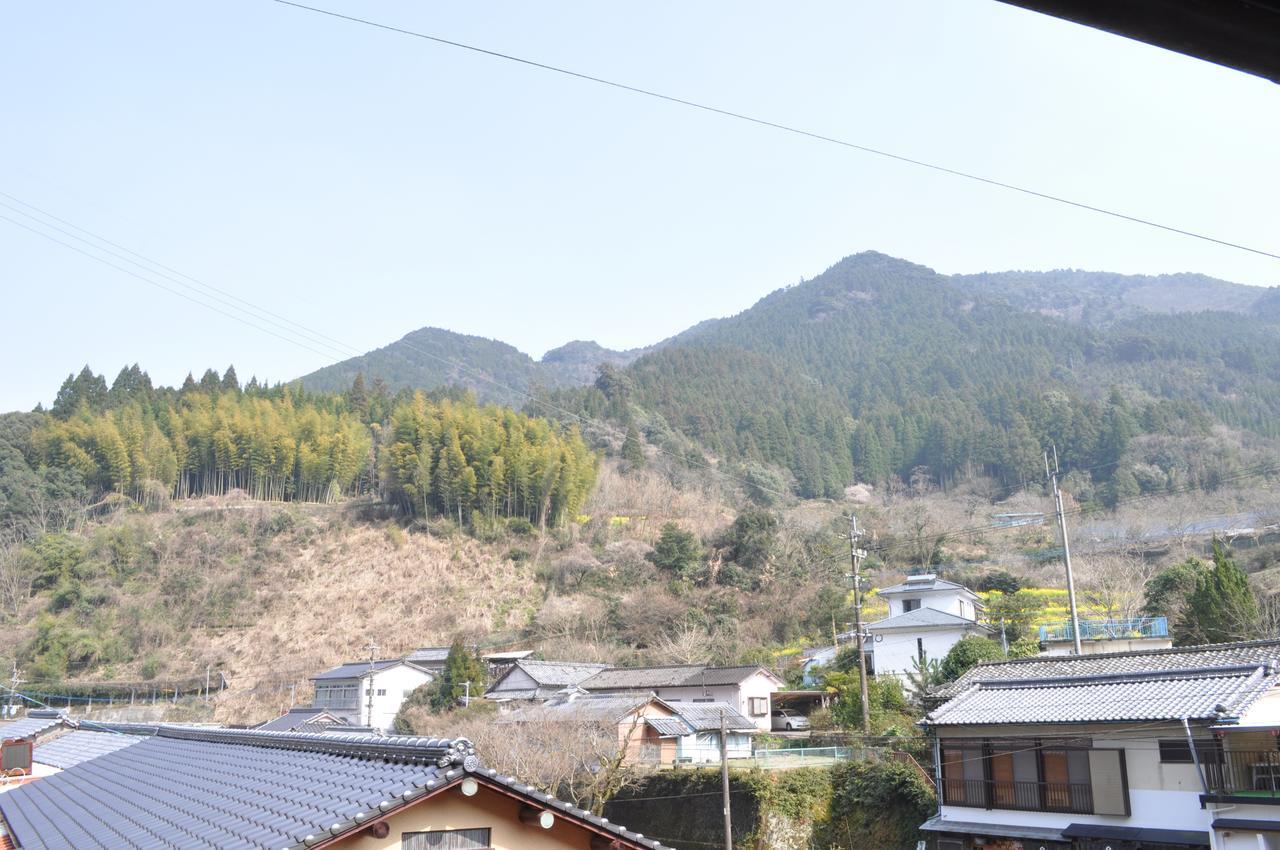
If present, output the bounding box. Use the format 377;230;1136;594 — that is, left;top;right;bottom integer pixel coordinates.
2;0;1277;411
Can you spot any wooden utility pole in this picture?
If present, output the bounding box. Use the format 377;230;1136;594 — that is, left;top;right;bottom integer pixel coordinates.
848;515;870;735
720;709;732;850
1046;447;1083;655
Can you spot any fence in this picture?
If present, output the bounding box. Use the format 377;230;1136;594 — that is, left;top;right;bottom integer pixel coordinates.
1038;616;1168;642
752;745;869;768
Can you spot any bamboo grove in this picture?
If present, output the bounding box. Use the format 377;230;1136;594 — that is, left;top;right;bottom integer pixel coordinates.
31;365;597;529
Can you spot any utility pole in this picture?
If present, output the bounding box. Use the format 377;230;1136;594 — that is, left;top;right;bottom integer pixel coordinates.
204;665;211;704
7;661;21;719
463;681;471;709
720;709;732;850
847;515;871;735
363;642;379;727
1046;447;1083;655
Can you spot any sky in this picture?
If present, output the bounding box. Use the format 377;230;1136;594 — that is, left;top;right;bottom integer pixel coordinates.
2;0;1278;411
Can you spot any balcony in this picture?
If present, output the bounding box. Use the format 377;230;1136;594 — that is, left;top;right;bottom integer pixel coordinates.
1038;616;1168;643
1203;750;1280;803
942;778;1095;814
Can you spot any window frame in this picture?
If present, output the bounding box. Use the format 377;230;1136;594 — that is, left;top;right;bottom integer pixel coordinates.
401;827;492;849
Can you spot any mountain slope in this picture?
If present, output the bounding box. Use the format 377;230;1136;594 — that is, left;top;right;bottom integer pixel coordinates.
298;328;651;405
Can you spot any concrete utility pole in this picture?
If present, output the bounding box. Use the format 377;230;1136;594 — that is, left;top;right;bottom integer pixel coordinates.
720;709;732;850
847;515;871;735
363;642;379;726
1046;447;1083;655
6;661;21;719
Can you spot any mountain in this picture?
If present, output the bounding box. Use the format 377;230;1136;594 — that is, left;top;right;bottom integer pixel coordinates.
297;252;1280;499
298;327;653;405
950;268;1273;327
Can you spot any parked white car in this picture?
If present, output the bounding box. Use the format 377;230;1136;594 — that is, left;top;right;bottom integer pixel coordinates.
770;708;810;731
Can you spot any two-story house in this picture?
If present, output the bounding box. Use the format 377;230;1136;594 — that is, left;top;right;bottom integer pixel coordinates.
920;639;1280;850
309;659;435;732
868;574;992;683
484;660;611;702
577;665;784;732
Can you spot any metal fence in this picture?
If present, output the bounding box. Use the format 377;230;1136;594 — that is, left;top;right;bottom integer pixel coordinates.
752;746;869;768
1038;616;1168;642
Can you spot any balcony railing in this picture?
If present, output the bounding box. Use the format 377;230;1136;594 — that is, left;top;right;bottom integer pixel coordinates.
942;778;1094;814
1204;750;1280;800
1038;616;1168;642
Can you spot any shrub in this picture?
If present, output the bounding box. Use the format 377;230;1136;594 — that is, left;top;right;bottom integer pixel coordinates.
939;636;1005;682
817;758;936;850
977;570;1022;594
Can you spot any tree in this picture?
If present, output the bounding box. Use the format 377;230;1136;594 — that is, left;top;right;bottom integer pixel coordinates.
220;365;241;394
1076;552;1160;623
430;639;488;712
983;590;1044;642
939;636;1004;682
904;651;944;703
1143;559;1204;621
716;507;778;573
1177;542;1262;646
647;523;702;580
977;570;1022;594
620;425;644;469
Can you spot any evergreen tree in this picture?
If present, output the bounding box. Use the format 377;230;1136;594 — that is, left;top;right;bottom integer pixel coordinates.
430;639;487;712
620;425;644;469
647;523;702;580
1177;542;1262;645
221;365;241;394
939;636;1004;682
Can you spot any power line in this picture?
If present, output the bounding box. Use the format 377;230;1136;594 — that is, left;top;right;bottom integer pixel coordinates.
268;0;1280;263
0;193;798;506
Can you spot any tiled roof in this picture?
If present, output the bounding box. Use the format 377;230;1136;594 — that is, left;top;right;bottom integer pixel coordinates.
580;665;778;690
504;694;656;724
931;638;1280;699
876;575;972;596
254;708;350;733
32;729;143;769
512;660;611;687
405;647;452;663
668;703;757;732
310;659;432;681
867;607;990;631
0;727;669;850
0;712;68;742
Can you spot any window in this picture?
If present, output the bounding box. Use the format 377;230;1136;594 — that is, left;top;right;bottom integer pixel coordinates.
693;698;714;703
314;684;358;707
748;697;768;716
902;598;921;612
402;828;491;849
377;688;387;696
1158;738;1223;764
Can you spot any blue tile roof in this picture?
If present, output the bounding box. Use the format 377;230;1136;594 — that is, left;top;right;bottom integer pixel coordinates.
0;726;670;850
0;711;68;742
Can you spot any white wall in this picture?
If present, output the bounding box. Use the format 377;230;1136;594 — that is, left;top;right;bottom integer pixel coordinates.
364;664;435;731
872;627;972;680
884;588;973;619
653;671;780;731
1213;803;1280;850
486;666;538;699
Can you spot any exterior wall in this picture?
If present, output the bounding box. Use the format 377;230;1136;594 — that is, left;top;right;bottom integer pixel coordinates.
617;701;676;762
936;723;1220;841
486;666;540;700
334;781;608;850
871;626;972;681
1240;690;1280;726
675;732;753;763
652;672;779;731
364;665;435;731
1040;637;1174;656
1212;804;1280;850
884;588;971;618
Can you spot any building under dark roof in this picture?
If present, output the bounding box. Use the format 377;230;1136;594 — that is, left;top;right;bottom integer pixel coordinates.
579;664;778;691
484;659;611;701
254;706;348;733
0;712;68;743
0;725;671;850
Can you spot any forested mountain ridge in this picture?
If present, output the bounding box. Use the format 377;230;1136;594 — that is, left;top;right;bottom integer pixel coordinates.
298;327;653;405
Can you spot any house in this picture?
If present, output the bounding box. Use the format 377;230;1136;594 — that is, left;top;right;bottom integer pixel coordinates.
0;711;144;789
254;706;351;733
405;646;453;673
867;574;992;684
310;659;435;731
0;724;672;850
504;693;758;765
578;665;783;731
485;660;611;702
920;639;1280;850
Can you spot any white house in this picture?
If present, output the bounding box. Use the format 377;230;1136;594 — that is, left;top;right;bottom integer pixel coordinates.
309;659;435;732
578;665;784;732
921;639;1280;850
867;574;991;684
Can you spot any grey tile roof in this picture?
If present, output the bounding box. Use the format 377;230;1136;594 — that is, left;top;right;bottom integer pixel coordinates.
876;575;972;596
867;607;990;631
645;717;690;737
254;708;344;733
580;664;778;690
0;727;670;850
32;729;143;769
309;659;405;680
0;711;69;742
504;694;656;724
667;703;757;732
931;637;1280;700
926;665;1279;726
512;660;611;687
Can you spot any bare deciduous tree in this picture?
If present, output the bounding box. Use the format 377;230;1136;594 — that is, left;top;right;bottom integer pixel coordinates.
1075;552;1161;623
